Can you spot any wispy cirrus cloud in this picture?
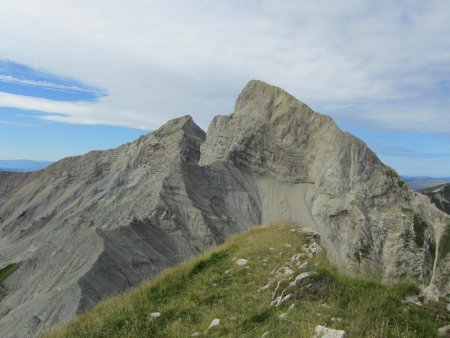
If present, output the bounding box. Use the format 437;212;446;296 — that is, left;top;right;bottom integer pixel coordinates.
0;91;164;129
0;119;36;127
0;75;102;94
0;60;106;102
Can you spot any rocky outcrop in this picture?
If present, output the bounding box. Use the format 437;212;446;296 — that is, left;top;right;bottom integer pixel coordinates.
0;115;260;337
0;80;448;337
420;183;450;215
201;80;449;289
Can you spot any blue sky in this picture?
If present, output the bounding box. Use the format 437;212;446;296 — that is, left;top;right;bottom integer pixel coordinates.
0;60;147;160
0;1;450;176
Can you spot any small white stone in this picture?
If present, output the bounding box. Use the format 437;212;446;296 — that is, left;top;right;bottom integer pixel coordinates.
313;325;346;338
421;284;440;303
294;271;313;284
290;253;303;262
269;247;274;251
258;283;271;292
438;325;450;337
208;318;220;330
278;313;287;319
270;296;281;307
278;294;293;306
149;312;160;318
402;295;422;306
331;317;343;322
309;242;320;255
236;258;248;266
298;262;309;270
191;332;201;337
283;268;294;277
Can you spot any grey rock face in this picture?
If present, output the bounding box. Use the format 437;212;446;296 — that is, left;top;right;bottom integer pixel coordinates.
0;115;260;337
201;80;449;290
0;80;449;337
420;183;450;215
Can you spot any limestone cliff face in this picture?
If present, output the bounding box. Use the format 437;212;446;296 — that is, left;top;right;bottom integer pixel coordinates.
420;183;450;215
200;80;449;288
0;80;448;337
0;115;260;337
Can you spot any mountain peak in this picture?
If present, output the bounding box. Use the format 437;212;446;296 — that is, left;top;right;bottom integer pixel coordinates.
1;80;449;338
152;115;203;138
234;80;305;119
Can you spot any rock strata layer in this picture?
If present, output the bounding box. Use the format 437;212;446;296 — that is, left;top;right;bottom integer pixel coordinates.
0;80;448;337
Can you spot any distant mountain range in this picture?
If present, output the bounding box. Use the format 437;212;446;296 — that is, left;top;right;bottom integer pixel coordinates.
0;160;52;172
401;176;450;190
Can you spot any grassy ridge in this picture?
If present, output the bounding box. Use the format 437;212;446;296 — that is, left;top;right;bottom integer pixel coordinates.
44;224;449;338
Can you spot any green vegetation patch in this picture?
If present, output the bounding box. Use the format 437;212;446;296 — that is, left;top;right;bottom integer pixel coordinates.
428;240;436;262
430;194;450;215
384;166;399;179
401;207;413;214
354;241;372;263
189;248;235;277
413;214;428;248
401;228;413;249
45;225;449;338
0;262;21;284
438;223;450;260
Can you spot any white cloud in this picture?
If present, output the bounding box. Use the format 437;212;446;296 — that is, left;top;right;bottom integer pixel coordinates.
0;75;102;94
0;119;36;127
0;0;449;132
0;92;163;129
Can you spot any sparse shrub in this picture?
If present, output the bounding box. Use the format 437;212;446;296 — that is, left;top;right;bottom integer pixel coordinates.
438;223;450;259
413;214;427;247
0;262;21;284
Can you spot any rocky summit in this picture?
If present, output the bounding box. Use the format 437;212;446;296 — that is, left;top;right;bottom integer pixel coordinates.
0;80;449;337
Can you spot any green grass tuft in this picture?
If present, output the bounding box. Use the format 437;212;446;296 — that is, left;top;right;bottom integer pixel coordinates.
0;262;20;284
189;248;235;277
384;167;398;178
439;223;450;260
413;214;428;248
